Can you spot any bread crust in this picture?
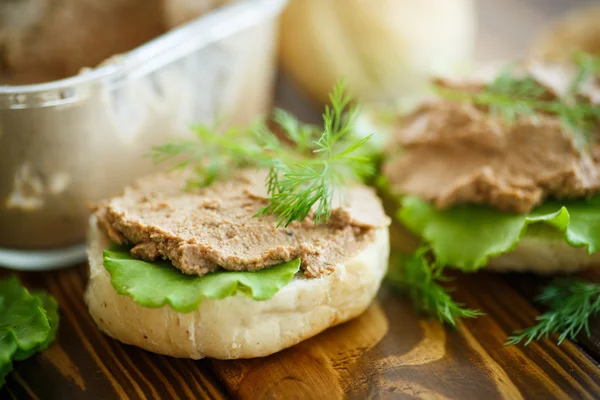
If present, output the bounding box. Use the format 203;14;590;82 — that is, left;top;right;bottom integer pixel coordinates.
84;217;389;359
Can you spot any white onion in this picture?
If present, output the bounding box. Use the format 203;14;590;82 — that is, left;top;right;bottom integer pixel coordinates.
279;0;476;104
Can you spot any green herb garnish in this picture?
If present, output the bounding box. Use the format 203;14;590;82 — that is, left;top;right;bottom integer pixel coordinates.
150;124;261;188
256;81;374;226
507;279;600;345
435;53;600;150
387;249;483;326
151;79;375;227
0;276;59;387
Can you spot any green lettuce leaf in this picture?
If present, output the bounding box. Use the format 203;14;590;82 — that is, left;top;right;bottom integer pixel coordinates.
103;247;302;313
0;276;58;386
398;195;600;271
13;292;59;361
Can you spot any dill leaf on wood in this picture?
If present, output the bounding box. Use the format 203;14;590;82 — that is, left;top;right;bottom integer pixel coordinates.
387;249;483;326
507;279;600;346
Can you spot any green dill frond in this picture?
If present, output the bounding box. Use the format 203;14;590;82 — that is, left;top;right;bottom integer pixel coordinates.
256;79;375;227
387;249;483;326
150;78;375;226
568;52;600;97
507;279;600;346
255;162;333;225
272;108;319;152
150;124;265;187
321;78;359;147
485;67;546;123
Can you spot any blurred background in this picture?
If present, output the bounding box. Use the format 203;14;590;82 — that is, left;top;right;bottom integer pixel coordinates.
475;0;596;60
0;0;599;266
276;0;600;120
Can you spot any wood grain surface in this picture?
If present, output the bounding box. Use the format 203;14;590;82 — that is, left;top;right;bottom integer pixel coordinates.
4;257;600;400
2;1;600;399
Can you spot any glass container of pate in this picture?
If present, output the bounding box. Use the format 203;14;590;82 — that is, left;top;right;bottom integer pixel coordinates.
0;0;287;270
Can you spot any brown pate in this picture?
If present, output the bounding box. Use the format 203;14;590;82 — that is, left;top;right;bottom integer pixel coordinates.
382;62;600;213
95;170;390;278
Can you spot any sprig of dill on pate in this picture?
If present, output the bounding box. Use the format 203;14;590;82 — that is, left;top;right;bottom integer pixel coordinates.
386;249;483;326
435;53;600;150
151;124;263;188
151;79;375;227
255;82;374;226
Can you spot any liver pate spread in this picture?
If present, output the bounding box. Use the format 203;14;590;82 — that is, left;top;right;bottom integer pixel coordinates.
382;64;600;213
95;170;390;278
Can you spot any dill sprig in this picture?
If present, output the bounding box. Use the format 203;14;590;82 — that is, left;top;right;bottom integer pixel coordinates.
387;249;483;326
507;279;600;346
271;108;320;153
150;124;265;187
567;52;600;97
257;81;374;226
435;53;600;150
151;79;374;227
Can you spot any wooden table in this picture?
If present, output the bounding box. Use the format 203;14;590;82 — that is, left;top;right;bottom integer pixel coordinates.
3;1;600;399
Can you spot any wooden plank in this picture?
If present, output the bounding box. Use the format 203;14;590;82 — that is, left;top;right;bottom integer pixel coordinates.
4;241;600;399
223;290;591;400
206;226;600;399
454;273;600;398
0;267;229;400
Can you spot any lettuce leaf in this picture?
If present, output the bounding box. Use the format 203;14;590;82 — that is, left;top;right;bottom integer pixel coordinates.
13;292;59;361
103;247;301;313
398;195;600;271
0;276;58;386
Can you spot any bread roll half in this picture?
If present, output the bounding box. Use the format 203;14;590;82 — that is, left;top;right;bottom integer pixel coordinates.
486;227;600;274
84;218;389;359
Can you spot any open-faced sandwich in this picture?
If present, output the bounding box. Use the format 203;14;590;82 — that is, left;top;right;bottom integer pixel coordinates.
380;54;600;343
85;82;391;359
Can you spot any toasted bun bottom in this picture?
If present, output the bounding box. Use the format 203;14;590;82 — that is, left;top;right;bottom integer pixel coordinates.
84;218;389;359
487;234;600;274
